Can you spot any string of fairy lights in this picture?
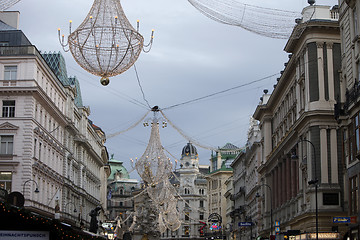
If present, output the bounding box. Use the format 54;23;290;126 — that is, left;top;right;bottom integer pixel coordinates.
187;0;302;39
1;0;316;235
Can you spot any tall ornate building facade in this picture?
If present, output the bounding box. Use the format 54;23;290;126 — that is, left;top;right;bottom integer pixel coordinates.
162;142;208;239
107;154;138;238
208;143;241;239
230;118;261;240
337;0;360;238
0;11;109;230
253;3;347;239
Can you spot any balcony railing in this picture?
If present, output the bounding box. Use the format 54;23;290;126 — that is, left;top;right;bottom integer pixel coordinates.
0;45;41;58
343;82;360;112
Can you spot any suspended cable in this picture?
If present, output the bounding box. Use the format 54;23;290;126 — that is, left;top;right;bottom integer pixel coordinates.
160;110;217;151
105;110;151;139
134;64;152;109
67;65;149;110
161;110;246;153
162;72;279;111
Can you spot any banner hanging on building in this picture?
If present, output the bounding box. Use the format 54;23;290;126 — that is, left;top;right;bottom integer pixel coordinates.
0;231;49;240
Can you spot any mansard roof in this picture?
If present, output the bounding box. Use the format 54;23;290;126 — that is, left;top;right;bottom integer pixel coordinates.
0;20;16;31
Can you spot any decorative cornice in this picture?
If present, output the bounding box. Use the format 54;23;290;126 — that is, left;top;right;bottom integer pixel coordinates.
0;122;19;132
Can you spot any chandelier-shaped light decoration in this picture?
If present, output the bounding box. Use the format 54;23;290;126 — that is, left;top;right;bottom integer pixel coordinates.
154;180;182;232
58;0;154;86
131;109;181;233
0;0;21;11
187;0;301;39
133;114;172;186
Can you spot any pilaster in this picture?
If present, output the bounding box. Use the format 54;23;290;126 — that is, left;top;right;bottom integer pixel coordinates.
326;42;335;101
320;128;328;183
330;128;339;183
317;42;325;101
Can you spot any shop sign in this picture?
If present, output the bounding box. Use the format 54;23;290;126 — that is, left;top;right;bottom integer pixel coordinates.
333;217;350;223
308;233;339;239
238;222;253;227
0;231;49;240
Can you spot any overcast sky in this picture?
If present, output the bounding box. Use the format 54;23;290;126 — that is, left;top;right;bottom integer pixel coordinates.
8;0;338;178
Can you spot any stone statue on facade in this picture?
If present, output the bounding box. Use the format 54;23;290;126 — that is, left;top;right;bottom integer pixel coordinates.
89;206;102;233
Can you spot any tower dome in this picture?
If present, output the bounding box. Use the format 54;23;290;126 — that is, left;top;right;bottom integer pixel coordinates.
181;142;198;158
108;154;130;180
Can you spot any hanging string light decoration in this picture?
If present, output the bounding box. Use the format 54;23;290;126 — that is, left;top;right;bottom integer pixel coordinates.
160;109;245;153
58;0;154;86
133;112;172;186
0;0;21;11
131;107;181;233
154;180;182;232
187;0;301;39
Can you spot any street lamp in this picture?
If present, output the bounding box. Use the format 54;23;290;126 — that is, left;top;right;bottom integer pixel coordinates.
292;139;318;240
256;184;273;236
65;202;77;213
22;179;39;195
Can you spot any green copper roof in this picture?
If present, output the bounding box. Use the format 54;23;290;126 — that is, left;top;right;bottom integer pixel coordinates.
41;52;83;107
108;155;130;180
68;76;83;107
41;52;70;86
220;143;239;150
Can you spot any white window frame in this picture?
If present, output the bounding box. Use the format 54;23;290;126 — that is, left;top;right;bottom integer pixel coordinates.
0;171;12;193
4;66;17;80
0;135;14;155
2;100;15;118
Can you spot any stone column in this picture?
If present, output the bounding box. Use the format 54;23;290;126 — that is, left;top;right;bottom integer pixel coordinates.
320;128;328;183
286;157;291;201
274;167;279;208
290;157;295;198
281;162;285;205
326;42;335;101
317;42;325;101
330;128;339;183
263;117;273;158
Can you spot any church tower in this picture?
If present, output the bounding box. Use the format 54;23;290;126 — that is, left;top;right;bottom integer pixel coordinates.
179;142;200;194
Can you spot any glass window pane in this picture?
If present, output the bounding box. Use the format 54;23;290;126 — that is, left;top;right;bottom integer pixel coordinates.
2;100;15;118
0;136;13;154
2;108;8;118
0;172;12;193
8;142;13;154
0;172;11;180
4;66;17;80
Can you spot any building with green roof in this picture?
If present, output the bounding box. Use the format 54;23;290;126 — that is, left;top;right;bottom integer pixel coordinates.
107;154;138;237
210;142;243;173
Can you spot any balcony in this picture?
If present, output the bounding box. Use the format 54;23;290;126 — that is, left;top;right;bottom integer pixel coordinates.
339;82;360;117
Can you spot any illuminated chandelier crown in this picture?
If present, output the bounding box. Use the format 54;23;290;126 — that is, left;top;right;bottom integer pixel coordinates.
59;0;154;85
